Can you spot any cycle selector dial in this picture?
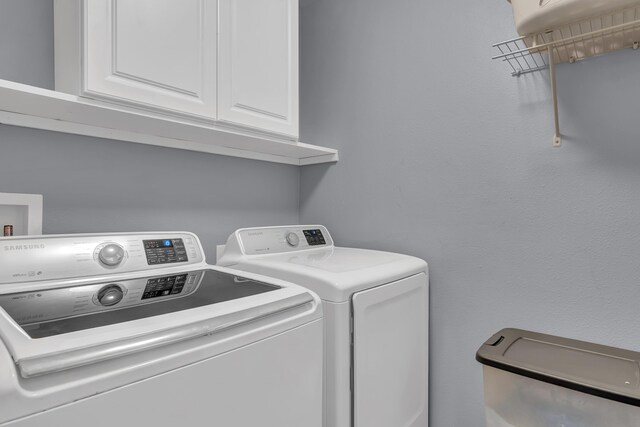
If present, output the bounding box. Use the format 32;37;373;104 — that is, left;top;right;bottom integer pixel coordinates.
98;243;125;267
285;232;300;247
97;284;124;307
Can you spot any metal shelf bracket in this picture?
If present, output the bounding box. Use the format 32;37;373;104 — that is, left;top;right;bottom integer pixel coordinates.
548;46;562;147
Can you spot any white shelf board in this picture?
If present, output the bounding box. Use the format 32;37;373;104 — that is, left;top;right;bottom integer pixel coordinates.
0;80;338;166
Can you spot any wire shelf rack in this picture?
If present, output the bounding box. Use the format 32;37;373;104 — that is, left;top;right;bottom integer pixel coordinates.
493;5;640;146
493;6;640;76
493;37;550;77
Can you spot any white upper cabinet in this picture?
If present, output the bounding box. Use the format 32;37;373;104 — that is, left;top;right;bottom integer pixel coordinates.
217;0;299;138
55;0;217;119
54;0;300;140
2;0;335;165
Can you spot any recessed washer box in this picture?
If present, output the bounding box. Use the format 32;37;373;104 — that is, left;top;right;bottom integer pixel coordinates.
0;193;43;236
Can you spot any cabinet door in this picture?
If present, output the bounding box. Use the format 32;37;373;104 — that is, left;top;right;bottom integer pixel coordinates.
218;0;299;138
84;0;217;119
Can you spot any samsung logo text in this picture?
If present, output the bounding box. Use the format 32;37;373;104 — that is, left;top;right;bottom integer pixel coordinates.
4;244;46;251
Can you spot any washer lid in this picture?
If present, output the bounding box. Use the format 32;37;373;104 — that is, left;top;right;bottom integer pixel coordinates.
228;247;427;303
0;267;317;378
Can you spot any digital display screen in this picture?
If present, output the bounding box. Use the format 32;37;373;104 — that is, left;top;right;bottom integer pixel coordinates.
143;238;188;265
142;274;188;299
144;239;174;249
303;229;326;246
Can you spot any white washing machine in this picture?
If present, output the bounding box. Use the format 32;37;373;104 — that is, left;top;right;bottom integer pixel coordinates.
217;225;429;427
0;232;323;427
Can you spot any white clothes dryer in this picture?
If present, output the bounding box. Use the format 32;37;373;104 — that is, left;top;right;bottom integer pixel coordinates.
0;232;322;427
218;225;429;427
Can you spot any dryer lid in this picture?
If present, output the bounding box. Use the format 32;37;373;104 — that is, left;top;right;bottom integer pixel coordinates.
218;225;428;302
227;247;427;303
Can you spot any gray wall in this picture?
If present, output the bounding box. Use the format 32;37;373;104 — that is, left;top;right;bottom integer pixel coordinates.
300;1;640;426
5;0;640;425
0;0;300;260
0;127;300;258
0;0;54;89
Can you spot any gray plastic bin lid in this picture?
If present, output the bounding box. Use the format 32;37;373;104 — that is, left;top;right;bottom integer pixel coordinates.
476;328;640;407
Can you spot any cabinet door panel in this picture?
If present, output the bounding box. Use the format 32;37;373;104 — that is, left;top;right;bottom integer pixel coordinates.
85;0;216;119
352;274;429;427
218;0;299;137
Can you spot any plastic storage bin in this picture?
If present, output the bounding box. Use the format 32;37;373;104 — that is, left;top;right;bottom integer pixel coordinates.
476;328;640;427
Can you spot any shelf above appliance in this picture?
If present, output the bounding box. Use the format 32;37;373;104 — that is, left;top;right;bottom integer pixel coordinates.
0;80;338;166
494;5;640;147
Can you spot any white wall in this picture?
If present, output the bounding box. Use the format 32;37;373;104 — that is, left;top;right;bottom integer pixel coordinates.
299;1;640;425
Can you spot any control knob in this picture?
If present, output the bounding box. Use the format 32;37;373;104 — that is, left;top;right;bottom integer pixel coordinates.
98;243;125;267
285;232;299;247
97;284;124;306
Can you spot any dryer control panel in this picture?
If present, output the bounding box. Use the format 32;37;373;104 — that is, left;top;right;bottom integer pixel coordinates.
232;225;334;256
0;232;205;285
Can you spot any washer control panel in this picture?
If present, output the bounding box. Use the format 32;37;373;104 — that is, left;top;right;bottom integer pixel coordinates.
143;239;189;265
236;225;333;256
0;232;205;285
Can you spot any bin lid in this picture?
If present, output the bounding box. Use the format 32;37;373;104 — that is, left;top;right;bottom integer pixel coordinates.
476;328;640;407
